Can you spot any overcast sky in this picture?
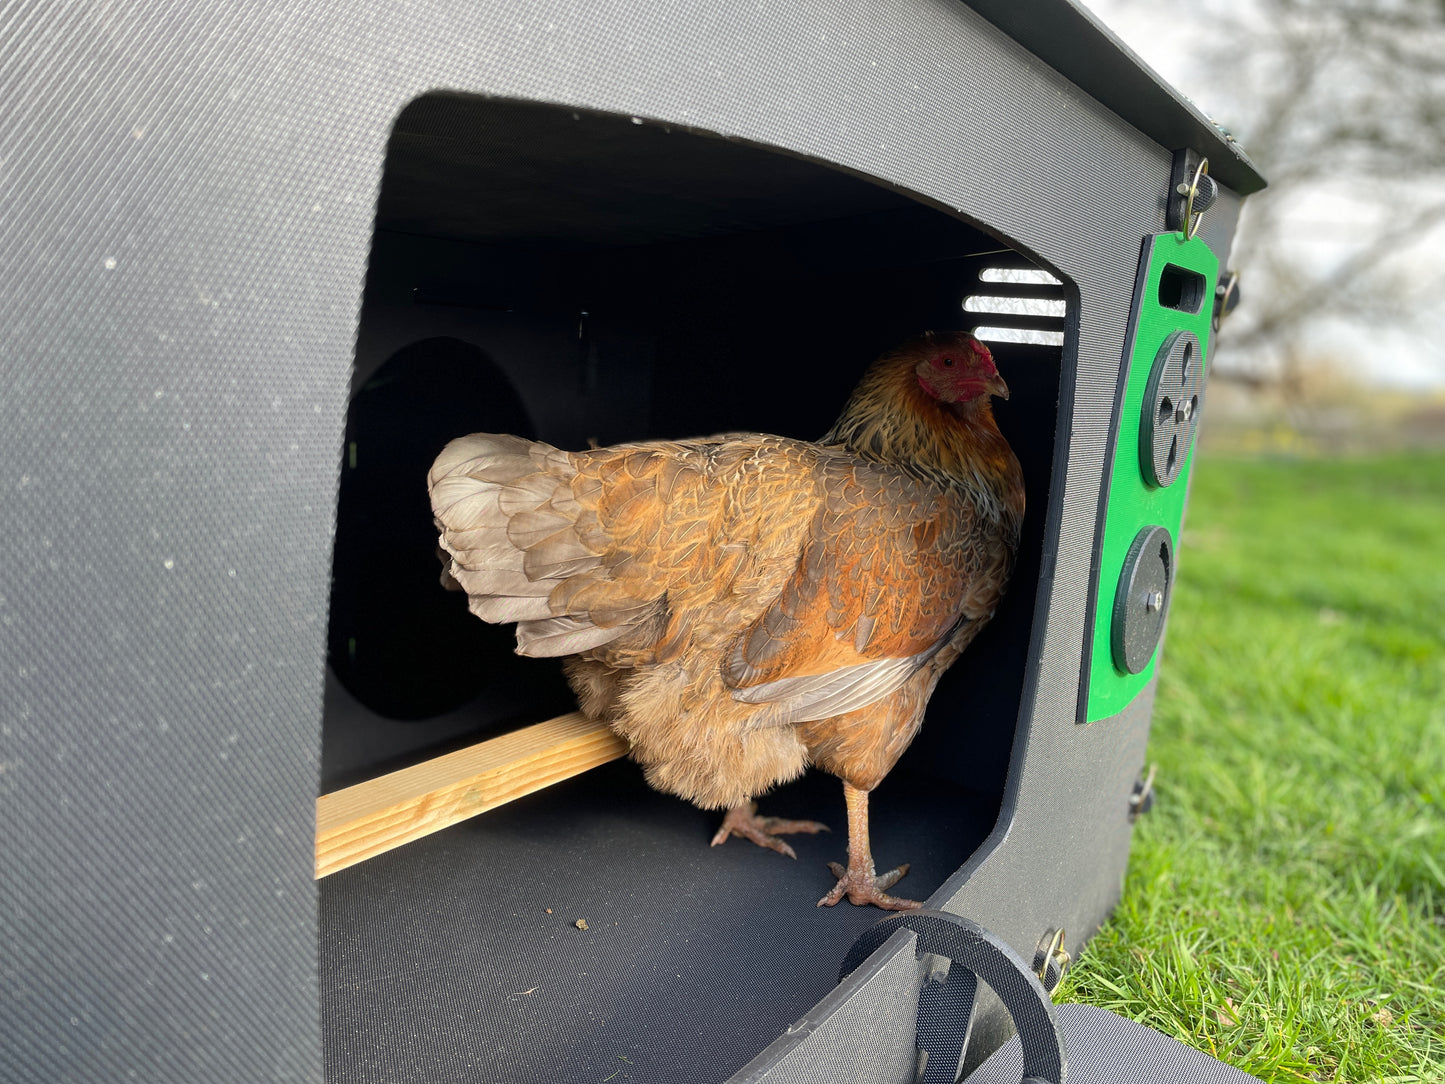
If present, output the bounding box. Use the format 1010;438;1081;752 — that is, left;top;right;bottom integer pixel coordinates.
1085;0;1445;389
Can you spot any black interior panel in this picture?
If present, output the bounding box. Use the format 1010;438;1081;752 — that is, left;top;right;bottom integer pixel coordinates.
320;92;1065;1081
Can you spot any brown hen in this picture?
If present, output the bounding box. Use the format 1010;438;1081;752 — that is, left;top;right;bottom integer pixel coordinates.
428;332;1024;910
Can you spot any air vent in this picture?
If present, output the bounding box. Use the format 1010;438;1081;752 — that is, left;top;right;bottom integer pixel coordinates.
964;262;1067;346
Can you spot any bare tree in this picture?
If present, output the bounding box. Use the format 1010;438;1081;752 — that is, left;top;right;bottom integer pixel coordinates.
1195;0;1445;385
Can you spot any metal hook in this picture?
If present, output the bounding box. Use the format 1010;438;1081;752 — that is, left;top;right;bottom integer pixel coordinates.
1180;158;1210;240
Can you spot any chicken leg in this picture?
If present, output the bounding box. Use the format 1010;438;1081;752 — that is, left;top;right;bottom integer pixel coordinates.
710;800;829;859
817;783;921;910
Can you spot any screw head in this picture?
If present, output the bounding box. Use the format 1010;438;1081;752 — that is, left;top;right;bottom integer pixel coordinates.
1145;590;1164;613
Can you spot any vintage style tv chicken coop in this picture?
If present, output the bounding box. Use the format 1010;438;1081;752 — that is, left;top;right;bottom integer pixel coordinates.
1;1;1263;1081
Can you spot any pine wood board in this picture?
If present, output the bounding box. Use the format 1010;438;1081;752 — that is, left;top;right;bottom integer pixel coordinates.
315;712;627;879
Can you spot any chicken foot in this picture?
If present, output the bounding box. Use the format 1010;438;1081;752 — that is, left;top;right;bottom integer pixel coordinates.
817;783;921;911
710;800;829;859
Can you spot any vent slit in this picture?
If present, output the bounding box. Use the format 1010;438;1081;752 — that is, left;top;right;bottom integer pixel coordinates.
965;263;1068;347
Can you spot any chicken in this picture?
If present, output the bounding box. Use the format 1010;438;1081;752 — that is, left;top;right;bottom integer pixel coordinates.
428;332;1024;910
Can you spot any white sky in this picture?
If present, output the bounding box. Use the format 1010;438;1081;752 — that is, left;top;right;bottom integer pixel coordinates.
1084;0;1445;389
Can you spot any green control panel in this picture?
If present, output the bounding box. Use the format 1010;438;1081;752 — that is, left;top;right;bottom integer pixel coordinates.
1083;232;1218;723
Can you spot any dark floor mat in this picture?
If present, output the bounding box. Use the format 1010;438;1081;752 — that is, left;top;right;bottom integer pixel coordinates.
320;759;996;1084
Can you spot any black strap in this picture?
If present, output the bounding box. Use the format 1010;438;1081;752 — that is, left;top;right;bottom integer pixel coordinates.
915;961;979;1083
841;910;1065;1084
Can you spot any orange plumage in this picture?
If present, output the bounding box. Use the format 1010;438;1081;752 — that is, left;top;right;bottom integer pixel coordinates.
429;332;1024;909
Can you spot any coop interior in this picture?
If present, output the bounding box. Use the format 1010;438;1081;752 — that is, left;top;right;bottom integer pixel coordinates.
319;93;1069;1083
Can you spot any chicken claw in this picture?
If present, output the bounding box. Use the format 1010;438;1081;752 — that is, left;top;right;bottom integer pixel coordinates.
817;860;920;911
710;800;829;859
816;782;922;910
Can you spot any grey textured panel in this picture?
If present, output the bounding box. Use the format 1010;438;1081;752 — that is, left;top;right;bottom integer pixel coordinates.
969;1003;1262;1082
942;685;1160;1080
0;1;1245;1082
728;929;925;1084
1198;186;1245;273
0;2;372;1081
964;0;1264;196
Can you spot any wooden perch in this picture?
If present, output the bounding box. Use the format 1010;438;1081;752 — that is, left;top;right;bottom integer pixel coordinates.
315;712;627;879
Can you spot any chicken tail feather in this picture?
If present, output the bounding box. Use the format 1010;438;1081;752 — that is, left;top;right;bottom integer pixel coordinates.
430;433;623;657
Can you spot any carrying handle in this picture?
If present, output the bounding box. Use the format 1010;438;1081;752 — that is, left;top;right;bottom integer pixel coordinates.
840;910;1065;1084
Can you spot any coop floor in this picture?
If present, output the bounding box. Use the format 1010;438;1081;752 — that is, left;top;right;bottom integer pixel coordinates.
319;757;996;1084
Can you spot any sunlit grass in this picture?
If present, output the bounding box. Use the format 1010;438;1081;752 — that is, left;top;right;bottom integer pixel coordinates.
1060;453;1445;1082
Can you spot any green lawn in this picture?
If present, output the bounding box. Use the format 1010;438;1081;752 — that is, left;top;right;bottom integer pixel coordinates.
1059;452;1445;1082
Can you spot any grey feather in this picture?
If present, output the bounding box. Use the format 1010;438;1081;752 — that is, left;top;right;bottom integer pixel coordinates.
430;478;507;526
431;432;667;658
518;531;597;575
443;535;530;573
468;594;556;623
853;613;877;653
522;548;601;580
508;509;573;539
515;617;624;658
428;433;536;483
452;565;553;598
498;476;565;515
729;652;929;721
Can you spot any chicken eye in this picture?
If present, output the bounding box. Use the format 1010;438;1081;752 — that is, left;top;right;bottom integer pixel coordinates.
942;357;954;367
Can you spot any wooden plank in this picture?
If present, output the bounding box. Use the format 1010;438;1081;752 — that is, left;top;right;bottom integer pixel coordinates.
315;712;628;879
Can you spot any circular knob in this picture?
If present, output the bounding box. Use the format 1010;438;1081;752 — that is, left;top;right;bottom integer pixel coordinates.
1112;526;1174;675
1141;330;1203;488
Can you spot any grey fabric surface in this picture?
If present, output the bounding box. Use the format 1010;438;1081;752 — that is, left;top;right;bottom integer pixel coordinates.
1;2;366;1080
969;1003;1262;1083
320;762;995;1084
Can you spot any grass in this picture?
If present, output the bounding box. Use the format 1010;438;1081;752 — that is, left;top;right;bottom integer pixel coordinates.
1058;451;1445;1082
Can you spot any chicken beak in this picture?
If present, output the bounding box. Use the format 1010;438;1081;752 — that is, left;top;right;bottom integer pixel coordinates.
988;372;1011;400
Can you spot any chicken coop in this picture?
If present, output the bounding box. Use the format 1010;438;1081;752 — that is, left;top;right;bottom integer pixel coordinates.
1;2;1263;1083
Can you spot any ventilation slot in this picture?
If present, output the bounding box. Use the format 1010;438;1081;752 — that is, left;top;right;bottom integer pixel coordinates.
964;260;1067;346
1157;263;1205;314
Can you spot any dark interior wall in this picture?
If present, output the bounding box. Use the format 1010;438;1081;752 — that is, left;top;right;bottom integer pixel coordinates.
322;96;1064;808
317;100;1067;1080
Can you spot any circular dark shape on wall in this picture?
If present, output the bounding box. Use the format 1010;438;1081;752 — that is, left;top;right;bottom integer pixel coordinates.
1140;329;1203;488
327;337;535;719
1111;525;1174;675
